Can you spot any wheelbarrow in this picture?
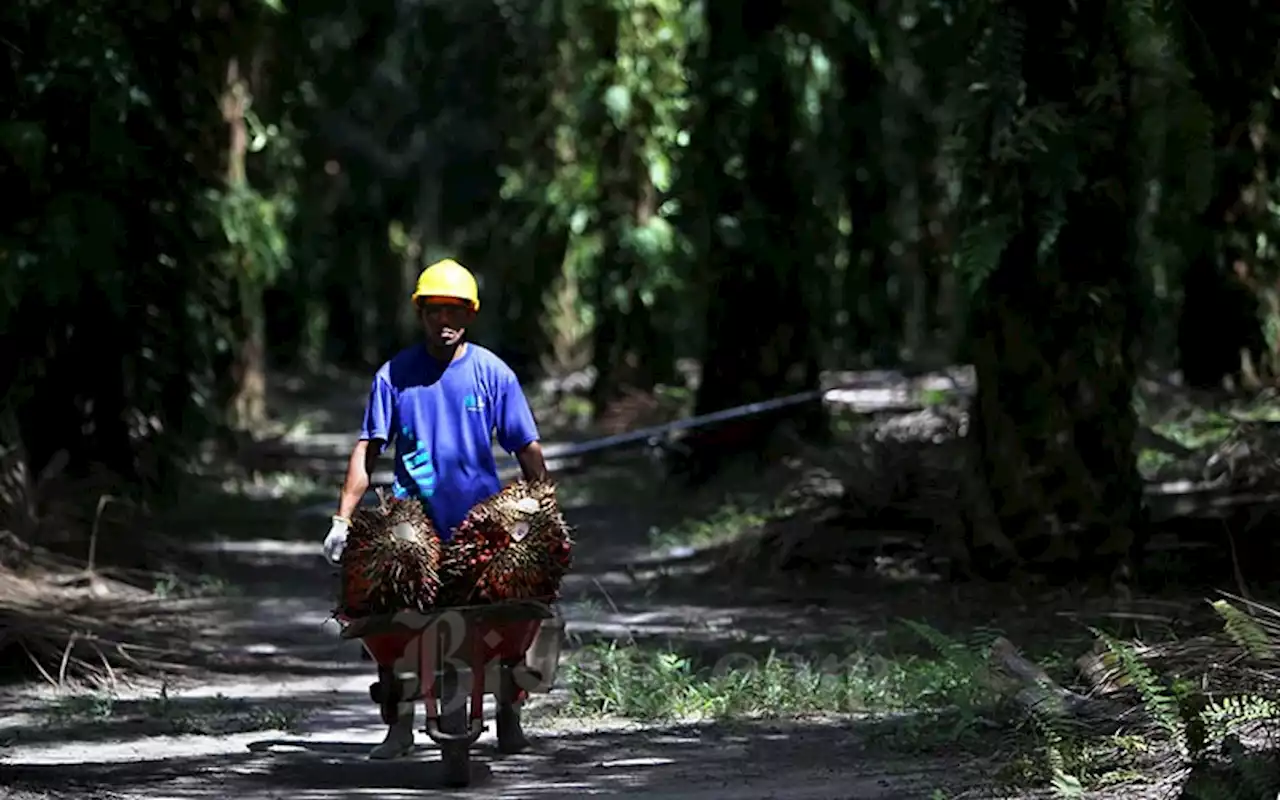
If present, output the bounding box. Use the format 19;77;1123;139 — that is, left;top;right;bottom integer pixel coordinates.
338;598;565;788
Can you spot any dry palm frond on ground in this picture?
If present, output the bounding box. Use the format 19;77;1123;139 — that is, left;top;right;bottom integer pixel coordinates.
338;494;442;616
1034;592;1280;782
440;479;574;606
0;566;207;688
1071;595;1280;703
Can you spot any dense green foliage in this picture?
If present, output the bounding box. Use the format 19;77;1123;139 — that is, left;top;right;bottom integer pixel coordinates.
3;0;1280;581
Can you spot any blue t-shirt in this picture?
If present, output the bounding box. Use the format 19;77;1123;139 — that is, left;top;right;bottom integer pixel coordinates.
359;343;540;538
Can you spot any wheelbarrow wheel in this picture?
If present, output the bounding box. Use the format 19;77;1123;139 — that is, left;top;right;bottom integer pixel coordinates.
438;663;471;788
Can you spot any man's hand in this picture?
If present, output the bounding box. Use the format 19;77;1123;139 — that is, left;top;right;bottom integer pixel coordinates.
325;439;382;564
323;516;350;564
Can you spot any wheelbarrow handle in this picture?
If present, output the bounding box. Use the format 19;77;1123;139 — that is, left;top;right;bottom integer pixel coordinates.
424;717;485;745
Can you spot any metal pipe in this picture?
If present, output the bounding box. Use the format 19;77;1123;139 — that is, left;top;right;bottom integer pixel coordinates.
365;387;829;491
493;387;829;472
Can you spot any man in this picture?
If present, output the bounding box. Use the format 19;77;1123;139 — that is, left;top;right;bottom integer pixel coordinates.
322;258;550;760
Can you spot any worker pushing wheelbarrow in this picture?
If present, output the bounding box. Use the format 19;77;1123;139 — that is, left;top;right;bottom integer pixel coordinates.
321;259;570;785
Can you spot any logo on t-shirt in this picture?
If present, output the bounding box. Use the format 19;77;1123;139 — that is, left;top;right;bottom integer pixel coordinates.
463;393;486;413
397;424;437;499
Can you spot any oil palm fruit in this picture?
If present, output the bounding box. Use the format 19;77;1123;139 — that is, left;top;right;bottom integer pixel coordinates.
449;479;574;605
338;494;442;616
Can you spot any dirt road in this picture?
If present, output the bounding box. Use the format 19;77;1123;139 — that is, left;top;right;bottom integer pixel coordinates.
0;406;1028;800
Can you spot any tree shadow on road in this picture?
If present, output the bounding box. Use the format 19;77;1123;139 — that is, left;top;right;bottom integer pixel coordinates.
2;712;1037;799
4;689;345;747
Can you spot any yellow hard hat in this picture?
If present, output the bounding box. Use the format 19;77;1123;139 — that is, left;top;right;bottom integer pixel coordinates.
411;258;480;312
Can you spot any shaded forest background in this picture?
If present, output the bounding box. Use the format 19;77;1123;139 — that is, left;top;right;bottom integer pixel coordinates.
10;3;1280;797
3;0;1280;591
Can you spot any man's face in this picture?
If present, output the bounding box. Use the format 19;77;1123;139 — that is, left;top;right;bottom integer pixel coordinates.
418;297;475;349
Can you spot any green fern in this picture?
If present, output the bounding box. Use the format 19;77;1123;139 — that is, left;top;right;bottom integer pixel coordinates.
1052;600;1280;796
1211;600;1275;662
1094;630;1184;743
1035;718;1087;798
900;619;970;659
945;7;1025;270
1049;768;1085;799
953;213;1013;294
1201;694;1280;744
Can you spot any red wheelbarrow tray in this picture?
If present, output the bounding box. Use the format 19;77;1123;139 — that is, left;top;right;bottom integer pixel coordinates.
337;598;556;672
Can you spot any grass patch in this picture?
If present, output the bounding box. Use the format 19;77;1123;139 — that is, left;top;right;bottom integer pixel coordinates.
920;387;950;407
647;494;784;551
1145;392;1280;453
151;571;235;599
558;622;1174;792
40;689;310;737
563;621;997;723
1152;414;1238;452
1138;447;1179;478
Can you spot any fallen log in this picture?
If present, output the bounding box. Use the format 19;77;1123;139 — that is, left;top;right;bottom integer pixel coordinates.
986;636;1093;718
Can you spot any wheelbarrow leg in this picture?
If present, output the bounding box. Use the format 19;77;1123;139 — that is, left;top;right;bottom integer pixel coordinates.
438;662;472;787
496;657;530;754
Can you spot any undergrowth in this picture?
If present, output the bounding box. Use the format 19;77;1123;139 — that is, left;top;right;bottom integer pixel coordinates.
30;687;309;739
1027;597;1280;799
563;621;997;725
564;602;1280;798
646;495;783;551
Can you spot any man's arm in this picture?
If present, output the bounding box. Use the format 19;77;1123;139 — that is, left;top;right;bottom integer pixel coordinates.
494;365;548;482
514;440;549;482
337;439;384;519
341;367;396;519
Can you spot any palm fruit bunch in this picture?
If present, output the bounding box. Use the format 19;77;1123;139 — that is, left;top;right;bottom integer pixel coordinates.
439;478;574;605
436;509;511;606
338;493;443;617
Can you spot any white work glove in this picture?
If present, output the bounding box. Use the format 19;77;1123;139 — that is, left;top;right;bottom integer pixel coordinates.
323;516;350;565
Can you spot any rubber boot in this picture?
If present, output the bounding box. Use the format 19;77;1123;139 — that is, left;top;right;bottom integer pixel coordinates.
368;703;416;760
